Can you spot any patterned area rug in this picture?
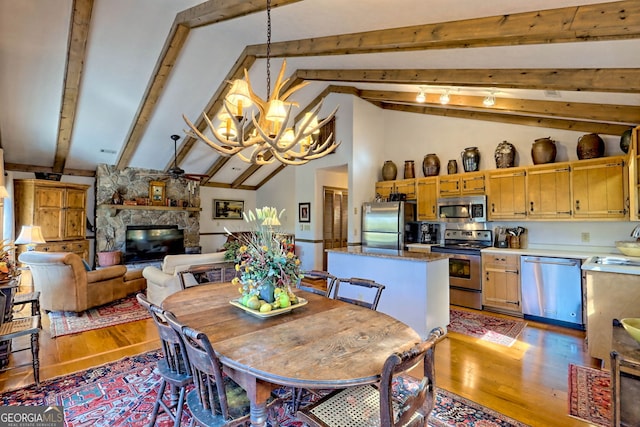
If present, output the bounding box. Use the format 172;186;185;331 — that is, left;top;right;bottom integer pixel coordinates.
448;309;527;346
568;364;611;427
0;351;529;427
48;294;150;337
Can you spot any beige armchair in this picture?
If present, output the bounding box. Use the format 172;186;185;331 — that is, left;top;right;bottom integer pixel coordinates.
142;252;230;305
18;251;146;313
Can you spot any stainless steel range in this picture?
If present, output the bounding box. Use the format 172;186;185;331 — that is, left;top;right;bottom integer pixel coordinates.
431;229;492;310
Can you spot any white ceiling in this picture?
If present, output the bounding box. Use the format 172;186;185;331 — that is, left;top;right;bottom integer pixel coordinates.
0;0;637;187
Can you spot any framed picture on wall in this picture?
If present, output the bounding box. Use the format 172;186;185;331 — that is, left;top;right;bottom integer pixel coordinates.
149;181;166;206
213;199;244;219
299;202;311;223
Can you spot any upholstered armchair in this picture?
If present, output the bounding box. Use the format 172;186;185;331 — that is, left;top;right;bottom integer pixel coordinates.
18;251;146;313
142;252;231;305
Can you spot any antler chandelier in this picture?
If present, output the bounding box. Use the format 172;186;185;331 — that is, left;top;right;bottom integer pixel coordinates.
183;0;339;166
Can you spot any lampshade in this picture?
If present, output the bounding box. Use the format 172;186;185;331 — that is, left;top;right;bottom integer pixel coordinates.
15;225;46;249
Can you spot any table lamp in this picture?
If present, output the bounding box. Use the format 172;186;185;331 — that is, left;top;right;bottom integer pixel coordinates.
15;225;46;250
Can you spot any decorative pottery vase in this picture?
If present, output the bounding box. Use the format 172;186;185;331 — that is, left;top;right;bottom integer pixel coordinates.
495;141;516;168
461;147;480;172
381;160;397;181
422;154;440;176
577;133;604;160
447;159;458;175
531;137;556;164
620;128;632;154
404;160;415;179
259;280;276;303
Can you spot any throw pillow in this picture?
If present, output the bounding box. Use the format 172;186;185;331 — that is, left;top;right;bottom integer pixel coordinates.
82;259;92;271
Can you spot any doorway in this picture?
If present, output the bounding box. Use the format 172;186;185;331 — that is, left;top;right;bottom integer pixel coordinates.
322;186;348;269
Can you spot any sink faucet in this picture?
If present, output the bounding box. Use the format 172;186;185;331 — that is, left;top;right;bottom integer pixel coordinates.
631;225;640;240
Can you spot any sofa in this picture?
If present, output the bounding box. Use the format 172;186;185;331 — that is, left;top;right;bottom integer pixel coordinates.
18;251;146;313
142;252;232;305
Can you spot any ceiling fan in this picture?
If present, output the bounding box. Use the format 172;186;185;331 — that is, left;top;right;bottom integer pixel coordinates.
146;134;209;182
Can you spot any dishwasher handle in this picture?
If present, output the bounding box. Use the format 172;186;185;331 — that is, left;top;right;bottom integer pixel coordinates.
522;257;579;267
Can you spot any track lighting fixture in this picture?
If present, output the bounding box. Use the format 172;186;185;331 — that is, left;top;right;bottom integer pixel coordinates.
483;91;496;107
416;87;426;103
439;90;450;105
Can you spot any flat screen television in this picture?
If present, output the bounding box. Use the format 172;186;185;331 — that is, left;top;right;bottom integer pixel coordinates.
125;225;185;263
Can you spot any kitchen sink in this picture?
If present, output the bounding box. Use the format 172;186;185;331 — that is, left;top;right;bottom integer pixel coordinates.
592;257;640;268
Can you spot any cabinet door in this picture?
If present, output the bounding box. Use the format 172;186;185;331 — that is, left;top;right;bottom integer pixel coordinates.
527;164;572;219
461;172;486;195
394;179;416;200
416;178;437;220
375;182;394;200
64;188;87;239
572;157;627;219
488;169;526;219
34;187;65;240
627;126;640;220
438;177;460;197
482;254;521;314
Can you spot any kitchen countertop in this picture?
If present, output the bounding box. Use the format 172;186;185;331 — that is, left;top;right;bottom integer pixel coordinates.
326;246;448;262
480;245;640;275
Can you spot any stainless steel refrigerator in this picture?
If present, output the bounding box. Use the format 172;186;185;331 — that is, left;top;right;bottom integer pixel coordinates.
362;202;413;249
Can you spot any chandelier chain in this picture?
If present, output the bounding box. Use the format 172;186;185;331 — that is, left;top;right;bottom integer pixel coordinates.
266;0;271;100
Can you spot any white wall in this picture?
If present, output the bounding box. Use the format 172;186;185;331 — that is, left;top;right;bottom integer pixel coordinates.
199;185;256;253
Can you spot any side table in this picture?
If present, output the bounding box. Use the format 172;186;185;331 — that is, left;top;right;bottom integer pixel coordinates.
611;318;640;427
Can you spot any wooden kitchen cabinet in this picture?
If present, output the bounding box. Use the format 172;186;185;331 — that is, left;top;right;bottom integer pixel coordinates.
375;181;395;200
627;126;640;221
482;253;521;315
527;162;572;219
375;178;416;200
438;171;485;197
14;179;90;261
572;156;627;220
416;177;438;220
487;168;527;220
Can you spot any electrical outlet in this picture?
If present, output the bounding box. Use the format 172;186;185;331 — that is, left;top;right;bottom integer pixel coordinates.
581;232;590;243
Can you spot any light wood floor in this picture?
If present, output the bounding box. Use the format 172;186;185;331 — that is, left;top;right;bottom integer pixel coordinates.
0;303;601;427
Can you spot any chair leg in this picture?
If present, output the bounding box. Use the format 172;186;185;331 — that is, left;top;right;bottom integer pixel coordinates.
148;379;167;427
30;331;40;387
172;386;187;427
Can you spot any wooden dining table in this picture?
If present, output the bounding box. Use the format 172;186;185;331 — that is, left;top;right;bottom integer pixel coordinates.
162;282;422;427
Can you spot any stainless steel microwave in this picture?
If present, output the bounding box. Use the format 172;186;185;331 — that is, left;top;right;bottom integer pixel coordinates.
437;195;487;223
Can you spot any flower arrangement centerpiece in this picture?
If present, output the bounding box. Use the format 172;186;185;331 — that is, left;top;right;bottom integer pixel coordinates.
226;206;302;314
0;240;19;282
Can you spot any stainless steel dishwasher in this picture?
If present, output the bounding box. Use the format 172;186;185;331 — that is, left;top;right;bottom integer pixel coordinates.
520;256;584;330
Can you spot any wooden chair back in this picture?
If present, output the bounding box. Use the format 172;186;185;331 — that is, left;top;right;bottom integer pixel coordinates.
332;277;385;310
298;270;337;297
164;311;242;422
380;327;445;426
136;293;190;376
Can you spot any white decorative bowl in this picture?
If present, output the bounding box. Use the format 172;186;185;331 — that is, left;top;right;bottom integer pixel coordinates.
615;241;640;257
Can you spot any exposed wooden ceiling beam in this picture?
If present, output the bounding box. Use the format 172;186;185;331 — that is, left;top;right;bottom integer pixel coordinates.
116;0;302;171
297;68;640;93
6;163;95;177
53;0;94;174
380;103;633;136
359;90;640;124
253;0;640;58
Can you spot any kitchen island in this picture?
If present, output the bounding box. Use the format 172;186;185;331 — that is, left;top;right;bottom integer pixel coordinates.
326;246;449;338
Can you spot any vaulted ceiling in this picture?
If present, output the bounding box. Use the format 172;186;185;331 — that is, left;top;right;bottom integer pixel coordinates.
1;0;638;189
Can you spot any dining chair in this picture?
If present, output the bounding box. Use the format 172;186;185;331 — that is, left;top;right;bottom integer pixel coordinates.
165;311;266;427
298;270;337;297
136;293;192;427
332;277;386;310
297;327;446;427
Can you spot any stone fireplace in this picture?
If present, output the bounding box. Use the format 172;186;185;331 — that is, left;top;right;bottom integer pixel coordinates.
95;164;201;263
